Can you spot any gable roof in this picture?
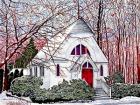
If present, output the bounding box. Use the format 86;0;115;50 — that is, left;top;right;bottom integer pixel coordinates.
66;18;94;37
34;18;108;63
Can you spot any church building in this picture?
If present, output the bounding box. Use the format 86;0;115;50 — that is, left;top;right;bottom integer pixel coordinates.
25;18;109;89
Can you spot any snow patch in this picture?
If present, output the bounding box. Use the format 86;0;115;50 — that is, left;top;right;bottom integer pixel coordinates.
1;91;140;105
120;96;140;102
0;91;9;100
92;99;118;104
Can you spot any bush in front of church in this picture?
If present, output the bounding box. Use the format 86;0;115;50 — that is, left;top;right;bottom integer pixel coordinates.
111;83;140;99
50;79;94;100
105;71;124;85
10;77;94;103
10;76;43;97
30;79;94;103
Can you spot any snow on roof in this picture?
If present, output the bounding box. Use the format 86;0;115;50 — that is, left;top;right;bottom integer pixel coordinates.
66;18;94;38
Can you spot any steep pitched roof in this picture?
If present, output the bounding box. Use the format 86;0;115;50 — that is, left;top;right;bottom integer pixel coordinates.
34;18;108;63
66;18;94;37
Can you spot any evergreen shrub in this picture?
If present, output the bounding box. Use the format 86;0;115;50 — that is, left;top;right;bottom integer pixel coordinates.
105;71;124;85
111;83;140;99
8;69;24;90
10;77;94;103
14;38;38;68
30;79;94;103
10;76;43;97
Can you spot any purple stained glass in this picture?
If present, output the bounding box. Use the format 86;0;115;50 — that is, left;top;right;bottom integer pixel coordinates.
76;44;80;55
71;44;90;55
82;45;86;54
83;62;92;68
83;62;87;68
100;65;103;76
88;62;92;68
56;64;60;76
71;48;75;55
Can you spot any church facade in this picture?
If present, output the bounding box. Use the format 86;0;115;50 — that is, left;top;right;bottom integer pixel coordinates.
24;18;109;89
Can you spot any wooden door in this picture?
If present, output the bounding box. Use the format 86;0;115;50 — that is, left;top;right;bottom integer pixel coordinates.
82;62;93;87
82;69;93;87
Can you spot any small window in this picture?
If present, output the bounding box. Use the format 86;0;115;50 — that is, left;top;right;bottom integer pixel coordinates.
40;65;44;77
100;65;103;76
34;66;37;77
30;68;32;76
56;64;60;76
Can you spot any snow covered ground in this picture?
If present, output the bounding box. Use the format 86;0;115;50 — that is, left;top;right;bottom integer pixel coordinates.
1;91;140;105
31;98;140;105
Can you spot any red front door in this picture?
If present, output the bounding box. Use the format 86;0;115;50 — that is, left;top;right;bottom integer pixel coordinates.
82;68;93;87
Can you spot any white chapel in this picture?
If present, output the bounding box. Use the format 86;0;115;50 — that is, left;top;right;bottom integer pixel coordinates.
25;18;109;89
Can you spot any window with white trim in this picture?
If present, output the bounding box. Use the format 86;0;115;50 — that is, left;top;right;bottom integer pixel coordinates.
71;44;90;55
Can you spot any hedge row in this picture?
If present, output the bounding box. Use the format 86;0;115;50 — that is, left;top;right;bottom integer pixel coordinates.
10;77;94;103
111;83;140;99
31;79;94;103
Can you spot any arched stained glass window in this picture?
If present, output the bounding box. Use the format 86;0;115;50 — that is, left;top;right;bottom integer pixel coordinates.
83;62;87;67
82;62;92;68
71;44;90;55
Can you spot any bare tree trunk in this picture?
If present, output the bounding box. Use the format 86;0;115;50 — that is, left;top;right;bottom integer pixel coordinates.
3;13;9;90
97;0;103;48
